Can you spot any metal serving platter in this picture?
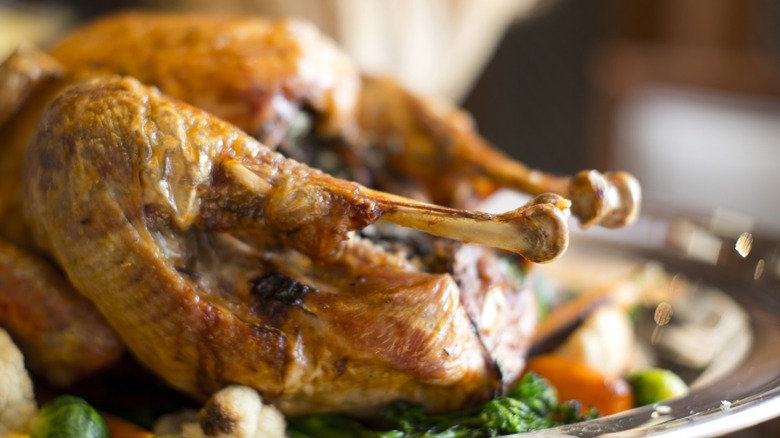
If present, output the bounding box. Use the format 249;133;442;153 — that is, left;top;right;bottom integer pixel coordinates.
515;208;780;437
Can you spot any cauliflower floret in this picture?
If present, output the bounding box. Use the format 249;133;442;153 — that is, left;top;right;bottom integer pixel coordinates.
0;328;37;435
157;385;286;438
554;305;635;377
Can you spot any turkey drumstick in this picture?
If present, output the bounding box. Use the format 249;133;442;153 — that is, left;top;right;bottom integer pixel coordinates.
224;159;570;263
357;77;641;228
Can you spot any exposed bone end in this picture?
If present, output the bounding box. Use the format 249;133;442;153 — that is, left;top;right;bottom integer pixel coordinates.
524;192;573;212
602;171;642;228
568;170;641;229
496;194;570;263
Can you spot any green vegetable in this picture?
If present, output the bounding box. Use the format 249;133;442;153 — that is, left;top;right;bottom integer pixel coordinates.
288;414;387;438
29;395;109;438
287;372;598;437
628;368;689;406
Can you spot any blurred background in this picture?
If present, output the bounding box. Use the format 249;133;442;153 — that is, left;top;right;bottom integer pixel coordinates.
2;0;780;236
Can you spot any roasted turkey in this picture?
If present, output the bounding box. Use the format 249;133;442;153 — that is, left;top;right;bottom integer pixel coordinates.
0;12;640;415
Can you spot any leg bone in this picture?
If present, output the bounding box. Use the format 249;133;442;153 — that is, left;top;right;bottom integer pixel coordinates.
225;159;570;263
26;76;570;269
461;140;641;229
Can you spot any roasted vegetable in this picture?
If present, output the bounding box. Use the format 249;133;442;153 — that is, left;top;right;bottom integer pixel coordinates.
287;372;597;437
29;396;108;438
101;413;155;438
0;328;37;436
628;368;689;406
525;355;633;416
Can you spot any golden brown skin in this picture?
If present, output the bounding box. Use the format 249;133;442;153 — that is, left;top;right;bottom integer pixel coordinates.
0;42;123;385
0;13;364;388
2;11;636;248
0;47;68;248
0;32;565;396
0;239;123;386
2;11;361;249
24;76;541;414
49;12;360;143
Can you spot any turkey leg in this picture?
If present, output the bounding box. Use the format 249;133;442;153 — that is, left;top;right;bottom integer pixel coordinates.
358;77;641;228
225;160;570;263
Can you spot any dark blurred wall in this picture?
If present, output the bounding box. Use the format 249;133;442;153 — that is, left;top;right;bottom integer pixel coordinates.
462;0;604;175
462;0;780;176
58;0;137;18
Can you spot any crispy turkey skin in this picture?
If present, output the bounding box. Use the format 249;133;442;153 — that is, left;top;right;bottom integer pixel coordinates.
24;76;538;414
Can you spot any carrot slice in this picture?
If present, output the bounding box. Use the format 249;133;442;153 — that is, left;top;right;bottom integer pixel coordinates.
101;413;155;438
525;355;633;416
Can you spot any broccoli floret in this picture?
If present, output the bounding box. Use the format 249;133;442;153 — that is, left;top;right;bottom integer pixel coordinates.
507;371;558;415
286;372;597;437
287;414;384;438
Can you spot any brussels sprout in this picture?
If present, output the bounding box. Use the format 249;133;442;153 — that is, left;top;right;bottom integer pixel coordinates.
29;395;108;438
628;368;689;406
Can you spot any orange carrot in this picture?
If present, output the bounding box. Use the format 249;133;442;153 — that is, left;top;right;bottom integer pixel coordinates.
525;355;633;416
101;413;155;438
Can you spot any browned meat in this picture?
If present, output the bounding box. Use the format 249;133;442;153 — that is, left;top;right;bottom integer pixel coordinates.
0;239;123;386
0;45;123;388
24;76;549;414
0;11;641;415
2;12;362;252
0;45;68;249
49;12;360;144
